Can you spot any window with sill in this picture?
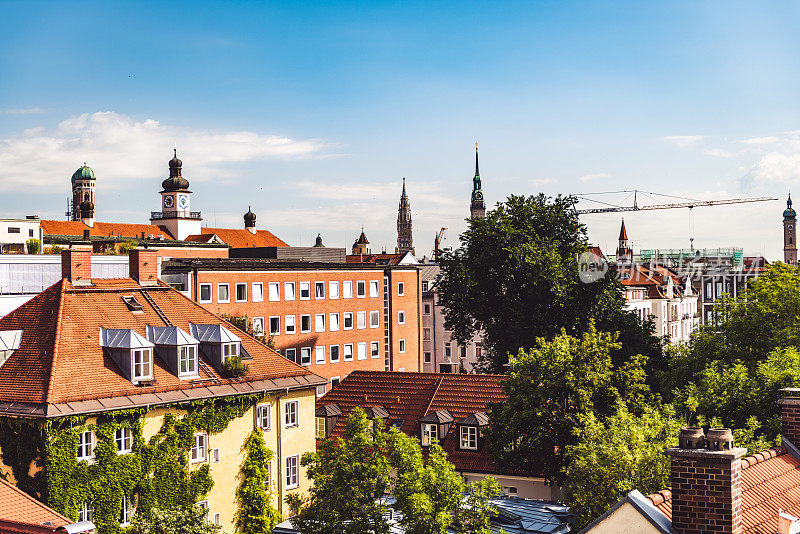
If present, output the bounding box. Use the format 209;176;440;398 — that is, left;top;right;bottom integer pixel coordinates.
330;313;340;331
301;315;311;333
285;348;296;363
77;430;95;461
253;282;264;302
78;502;93;523
269;317;280;336
268;282;280;302
191;433;207;463
115;427;133;454
300;347;311;366
330;345;340;363
315;314;326;332
423;328;431;340
329;281;339;299
235;283;247;302
285;315;296;334
252;317;265;337
222;342;239;363
398;282;405;296
218;284;230;303
399;339;406;353
398;310;405;324
460;426;478;450
424;303;431;315
285;400;299;427
133;348;153;381
357;342;367;360
460;345;467;359
315;281;325;299
180;345;197;375
316;417;326;439
343;343;353;361
421;423;438;446
199;283;212;303
120;495;134;526
370;341;380;359
356;281;366;297
286;455;299;488
343;281;353;298
370;280;379;297
422;281;429;292
370;310;380;328
316;346;326;364
300;281;311;300
257;405;270;430
285;282;296;301
343;313;353;330
444;343;451;358
316;384;326;396
424;352;431;363
357;311;366;329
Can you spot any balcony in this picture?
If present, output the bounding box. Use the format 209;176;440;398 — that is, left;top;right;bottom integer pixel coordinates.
150;211;201;220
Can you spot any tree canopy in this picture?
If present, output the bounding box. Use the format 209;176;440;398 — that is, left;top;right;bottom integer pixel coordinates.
130;507;220;534
437;194;661;373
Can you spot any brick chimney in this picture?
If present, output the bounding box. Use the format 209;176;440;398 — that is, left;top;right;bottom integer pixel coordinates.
779;389;800;445
61;250;92;286
129;249;158;286
666;427;747;534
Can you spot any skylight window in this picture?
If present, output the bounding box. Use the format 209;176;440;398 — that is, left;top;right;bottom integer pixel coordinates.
121;295;144;312
0;330;22;368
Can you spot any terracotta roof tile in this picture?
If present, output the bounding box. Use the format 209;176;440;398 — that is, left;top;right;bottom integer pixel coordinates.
0;478;69;528
0;278;321;410
41;220;173;240
188;228;288;248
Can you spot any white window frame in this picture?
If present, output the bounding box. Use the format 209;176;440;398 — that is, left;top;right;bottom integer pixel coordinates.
300;314;311;333
330;345;340;363
133;348;153;381
199;283;212;303
356;280;366;298
369;280;379;297
269;316;280;336
285;315;296;334
286;455;299;488
217;283;230;303
285;400;299;428
343;281;353;299
357;342;367;360
77;430;95;461
264;281;279;302
315;281;325;299
179;345;198;376
343;343;354;362
329;281;339;299
222;342;239;363
253;317;265;337
235;282;247;302
120;494;134;526
398;282;405;296
115;427;133;454
191;433;208;463
316;417;327;439
398;310;405;324
399;339;406;353
285;348;297;363
285;281;296;301
424;351;432;363
252;282;264;302
300;347;311;366
316;384;326;397
370;341;380;359
331;376;341;388
316;345;326;364
300;281;311;300
330;313;340;331
460;426;478;450
78;502;94;523
370;310;380;328
421;423;438;446
343;312;353;330
357;311;367;329
257;405;271;430
315;313;326;332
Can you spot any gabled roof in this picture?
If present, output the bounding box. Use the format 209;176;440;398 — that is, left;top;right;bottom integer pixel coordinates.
418;409;453;424
0;477;69;529
0;278;323;414
40;220;173;240
457;411;490;426
147;325;199;346
317;371;535;476
187;228;288;248
100;328;154;349
190;323;241;343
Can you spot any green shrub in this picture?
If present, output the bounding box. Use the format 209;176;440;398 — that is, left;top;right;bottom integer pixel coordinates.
223;356;249;378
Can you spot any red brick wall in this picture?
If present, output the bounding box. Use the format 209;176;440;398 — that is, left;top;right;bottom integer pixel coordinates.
190;268;421;390
129;250;158;284
668;449;743;534
61;250;91;284
780;397;800;445
153;247;228;259
386;269;421;372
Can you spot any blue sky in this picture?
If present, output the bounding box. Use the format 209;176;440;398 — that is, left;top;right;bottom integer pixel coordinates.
1;1;800;258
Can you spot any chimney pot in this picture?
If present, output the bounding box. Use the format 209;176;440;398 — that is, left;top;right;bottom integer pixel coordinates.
707;428;734;451
679;426;706;449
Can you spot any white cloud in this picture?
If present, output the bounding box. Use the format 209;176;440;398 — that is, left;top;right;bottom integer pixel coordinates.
530;177;557;187
0;111;328;192
660;135;706;147
579;172;610;183
744;151;800;184
741;136;780;145
702;148;736;158
3;107;45;115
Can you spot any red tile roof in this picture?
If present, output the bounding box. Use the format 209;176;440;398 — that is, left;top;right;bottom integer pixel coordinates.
0;278;321;410
317;371;539;476
646;446;800;534
345;253;404;265
0;478;69;529
41;220;173;240
187;228;288;248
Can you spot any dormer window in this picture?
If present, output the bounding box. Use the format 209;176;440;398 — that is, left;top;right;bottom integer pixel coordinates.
0;330;22;368
421;423;438;446
222;342;239;363
456;412;490;451
189;323;244;372
147;325;199;379
100;328;155;384
460;426;478;450
417;409;453;446
180;346;197;375
133;349;153;381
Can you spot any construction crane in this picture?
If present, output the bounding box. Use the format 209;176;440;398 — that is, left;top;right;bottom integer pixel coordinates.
434;227;448;262
573;189;777;214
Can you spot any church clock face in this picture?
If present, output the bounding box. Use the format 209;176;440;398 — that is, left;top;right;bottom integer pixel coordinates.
178;195;189;209
163;195;174;208
474;192;483;201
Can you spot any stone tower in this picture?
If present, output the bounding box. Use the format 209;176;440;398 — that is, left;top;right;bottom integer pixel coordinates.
71;164;96;227
352;229;371;255
470;144;486;219
784;194;797;265
396;178;414;255
616;218;632;264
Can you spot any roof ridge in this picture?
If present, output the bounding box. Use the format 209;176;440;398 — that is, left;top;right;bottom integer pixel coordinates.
0;476;70;523
44;280;67;403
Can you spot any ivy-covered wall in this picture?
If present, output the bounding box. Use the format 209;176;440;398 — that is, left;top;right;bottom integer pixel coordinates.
0;395;261;534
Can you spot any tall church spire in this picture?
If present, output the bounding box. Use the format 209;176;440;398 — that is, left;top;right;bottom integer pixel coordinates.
784;193;797;265
470;142;486;219
396;178;414;255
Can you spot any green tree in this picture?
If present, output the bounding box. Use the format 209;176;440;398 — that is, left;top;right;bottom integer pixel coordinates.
563;405;680;530
26;238;40;254
286;408;394;534
485;324;650;484
437;194;661;373
237;430;281;534
130;506;220;534
454;477;501;534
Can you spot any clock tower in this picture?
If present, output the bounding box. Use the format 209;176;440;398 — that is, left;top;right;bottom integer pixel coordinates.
784;194;797;265
150;150;202;240
470;143;486;219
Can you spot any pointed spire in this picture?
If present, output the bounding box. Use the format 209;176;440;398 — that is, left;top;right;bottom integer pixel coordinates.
475;141;480;176
619;218;628;240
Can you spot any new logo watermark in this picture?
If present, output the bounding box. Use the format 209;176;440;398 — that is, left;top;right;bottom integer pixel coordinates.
578;251;609;283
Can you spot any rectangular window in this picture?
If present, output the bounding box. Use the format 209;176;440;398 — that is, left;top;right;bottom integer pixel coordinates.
78;503;94;523
398;282;405;296
285;282;296;301
424;303;431;315
371;341;380;359
344;343;354;362
301;315;311;333
285;315;296;334
269;317;280;335
343;281;353;298
115;427;133;454
77;430;94;460
330;345;340;363
235;283;247;302
120;495;134;526
222;342;239;363
357;342;367;360
398;310;405;324
315;313;326;332
252;282;264;302
357;311;366;329
191;433;207;463
421;423;438;446
316;417;327;439
253;317;265;336
399;339;406;353
300;347;311;366
257;405;270;430
316;346;326;364
316;384;326;397
343;312;353;330
315;281;325;299
300;281;311;300
285;401;298;427
286;455;299;488
268;282;280;302
133;349;152;380
460;426;478;450
7;227;19;234
329;281;339;299
330;313;340;331
422;281;429;292
460;345;467;359
370;280;379;297
179;345;197;375
424;352;432;363
475;344;482;360
285;348;296;363
331;376;341;388
217;283;230;303
444;343;451;358
28;229;34;237
423;328;431;340
357;281;366;298
199;283;212;303
370;310;380;328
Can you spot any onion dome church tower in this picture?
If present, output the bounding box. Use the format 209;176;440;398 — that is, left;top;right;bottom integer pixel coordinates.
71;164;96;227
244;207;256;234
470;143;486;219
784;194;797;265
150;150;203;240
396;178;414;255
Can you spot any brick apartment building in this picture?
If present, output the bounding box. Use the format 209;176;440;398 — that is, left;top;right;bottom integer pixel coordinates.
161;259;422;394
